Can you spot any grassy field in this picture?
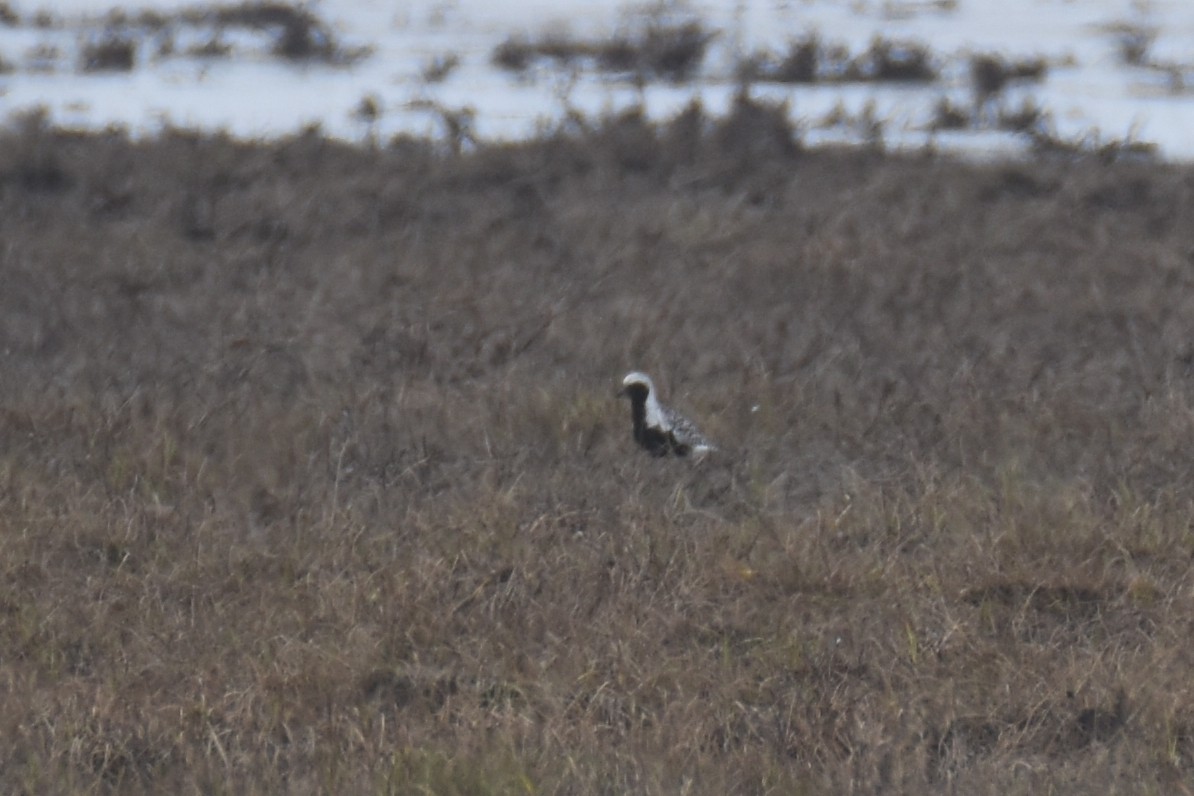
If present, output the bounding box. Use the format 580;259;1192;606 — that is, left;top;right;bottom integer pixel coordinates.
3;103;1194;793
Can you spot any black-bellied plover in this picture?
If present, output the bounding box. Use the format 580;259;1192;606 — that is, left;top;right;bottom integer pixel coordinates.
619;371;715;457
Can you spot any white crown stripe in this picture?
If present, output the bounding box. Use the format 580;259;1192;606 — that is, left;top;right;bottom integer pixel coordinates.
620;371;716;458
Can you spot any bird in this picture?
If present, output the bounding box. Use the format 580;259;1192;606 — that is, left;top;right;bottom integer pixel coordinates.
619;371;715;457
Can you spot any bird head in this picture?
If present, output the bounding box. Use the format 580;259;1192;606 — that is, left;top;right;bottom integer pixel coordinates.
619;371;654;401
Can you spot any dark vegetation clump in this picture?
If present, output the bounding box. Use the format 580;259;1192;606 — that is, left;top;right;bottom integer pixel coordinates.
736;34;819;83
25;43;59;72
1028;126;1157;162
862;36;937;82
1104;21;1192;93
631;18;714;82
181;2;370;64
739;34;937;85
543;95;799;176
352;94;381;124
931;96;970;130
1111;22;1155;67
774;34;820;82
421;52;460;84
271;11;336;60
492;36;534;71
929;54;1050;139
79;33;136;72
492;8;714;83
996;98;1045;133
58;1;371;70
1;110;1194;793
185;36;232;58
970;52;1048;106
130;9;171;30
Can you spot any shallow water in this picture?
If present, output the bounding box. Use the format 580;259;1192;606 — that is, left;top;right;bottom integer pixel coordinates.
1;0;1192;159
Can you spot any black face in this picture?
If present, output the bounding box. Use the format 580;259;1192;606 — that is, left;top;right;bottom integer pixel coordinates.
622;383;649;403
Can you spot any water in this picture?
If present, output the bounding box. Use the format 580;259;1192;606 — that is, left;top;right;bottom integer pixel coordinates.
1;0;1192;160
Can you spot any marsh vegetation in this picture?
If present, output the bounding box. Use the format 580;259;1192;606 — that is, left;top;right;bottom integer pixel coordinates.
2;105;1194;792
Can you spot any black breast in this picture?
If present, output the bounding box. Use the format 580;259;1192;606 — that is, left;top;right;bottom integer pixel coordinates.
639;426;672;456
625;384;672;456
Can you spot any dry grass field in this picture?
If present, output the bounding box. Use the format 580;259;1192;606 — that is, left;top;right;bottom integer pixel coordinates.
4;103;1194;793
